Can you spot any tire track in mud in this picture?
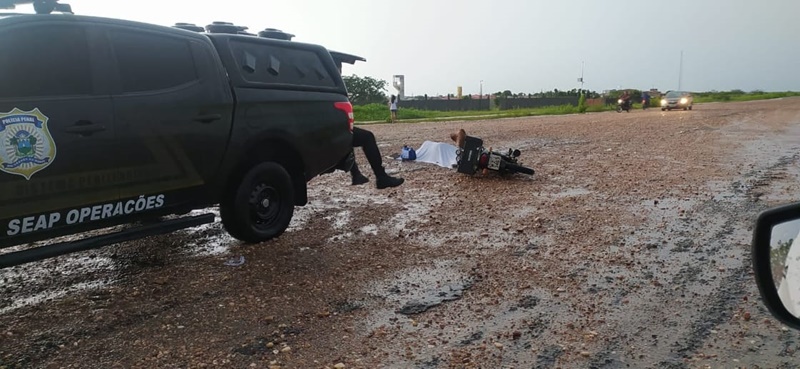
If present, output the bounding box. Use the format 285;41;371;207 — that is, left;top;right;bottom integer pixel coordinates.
589;151;800;369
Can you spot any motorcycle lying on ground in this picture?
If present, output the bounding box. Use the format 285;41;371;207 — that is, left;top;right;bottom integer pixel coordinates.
455;135;535;176
616;98;632;113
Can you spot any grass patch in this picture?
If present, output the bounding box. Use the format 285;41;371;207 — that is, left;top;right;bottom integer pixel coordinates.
353;103;499;122
354;103;615;124
693;91;800;103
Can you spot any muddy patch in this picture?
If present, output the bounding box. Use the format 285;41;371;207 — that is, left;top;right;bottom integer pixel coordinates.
363;260;473;328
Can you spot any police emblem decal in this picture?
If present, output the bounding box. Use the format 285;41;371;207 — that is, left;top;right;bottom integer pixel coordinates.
0;108;57;180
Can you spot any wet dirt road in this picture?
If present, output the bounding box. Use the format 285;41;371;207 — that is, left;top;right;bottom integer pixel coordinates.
3;98;800;369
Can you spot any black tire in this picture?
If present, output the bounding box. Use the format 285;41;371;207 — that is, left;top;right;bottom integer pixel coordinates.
616;106;622;113
220;162;295;243
505;162;535;175
688;105;693;110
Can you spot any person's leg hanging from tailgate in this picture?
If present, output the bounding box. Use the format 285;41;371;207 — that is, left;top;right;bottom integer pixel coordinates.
351;127;404;189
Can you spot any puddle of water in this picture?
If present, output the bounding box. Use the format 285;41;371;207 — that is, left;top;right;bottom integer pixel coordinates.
184;232;236;257
362;260;470;330
327;232;354;243
174;208;238;257
326;210;351;230
360;224;379;236
435;230;521;252
395;281;472;315
706;180;741;203
638;197;699;216
757;163;800;204
288;190;393;232
546;187;593;199
1;252;116;283
363;269;580;368
0;280;109;315
388;200;435;231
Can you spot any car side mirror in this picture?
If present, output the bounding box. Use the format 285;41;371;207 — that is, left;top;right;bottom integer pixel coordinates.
752;202;800;330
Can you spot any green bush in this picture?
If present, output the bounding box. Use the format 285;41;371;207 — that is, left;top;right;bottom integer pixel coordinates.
352;103;390;122
578;93;587;113
651;98;662;108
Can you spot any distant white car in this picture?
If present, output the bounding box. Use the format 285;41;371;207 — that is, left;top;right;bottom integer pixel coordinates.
661;90;693;111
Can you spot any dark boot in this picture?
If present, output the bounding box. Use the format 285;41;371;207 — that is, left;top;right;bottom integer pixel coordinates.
351;163;369;186
376;174;404;189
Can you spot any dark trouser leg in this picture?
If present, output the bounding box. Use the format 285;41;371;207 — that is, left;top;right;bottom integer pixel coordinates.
349;156;362;177
352;127;386;177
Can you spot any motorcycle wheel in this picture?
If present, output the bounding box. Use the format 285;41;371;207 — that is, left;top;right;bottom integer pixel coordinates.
505;163;535;175
616;106;622;113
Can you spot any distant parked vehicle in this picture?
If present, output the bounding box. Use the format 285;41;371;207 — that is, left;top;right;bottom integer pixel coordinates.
661;90;694;111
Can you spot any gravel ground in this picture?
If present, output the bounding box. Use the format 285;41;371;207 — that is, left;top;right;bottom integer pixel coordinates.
2;98;800;369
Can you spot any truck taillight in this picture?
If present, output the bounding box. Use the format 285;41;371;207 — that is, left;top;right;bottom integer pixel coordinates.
479;153;489;167
334;102;354;133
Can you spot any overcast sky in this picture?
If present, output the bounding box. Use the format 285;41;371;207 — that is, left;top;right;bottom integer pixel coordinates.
16;0;799;96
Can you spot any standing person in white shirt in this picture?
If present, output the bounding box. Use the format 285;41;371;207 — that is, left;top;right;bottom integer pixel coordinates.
389;95;398;123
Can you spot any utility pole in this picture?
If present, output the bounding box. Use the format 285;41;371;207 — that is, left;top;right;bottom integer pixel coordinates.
678;50;683;90
480;80;484;109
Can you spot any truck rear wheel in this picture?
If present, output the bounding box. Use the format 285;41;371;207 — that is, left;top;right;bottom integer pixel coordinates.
221;162;295;243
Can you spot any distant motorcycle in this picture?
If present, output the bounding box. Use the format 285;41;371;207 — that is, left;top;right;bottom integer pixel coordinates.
455;135;534;176
616;98;632;113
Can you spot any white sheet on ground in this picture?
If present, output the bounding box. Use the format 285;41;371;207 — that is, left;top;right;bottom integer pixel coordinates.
410;141;458;168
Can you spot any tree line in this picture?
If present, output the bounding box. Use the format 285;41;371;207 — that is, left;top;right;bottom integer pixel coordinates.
342;74;781;106
343;74;607;106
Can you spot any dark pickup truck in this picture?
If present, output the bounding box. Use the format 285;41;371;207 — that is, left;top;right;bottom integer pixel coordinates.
0;10;356;268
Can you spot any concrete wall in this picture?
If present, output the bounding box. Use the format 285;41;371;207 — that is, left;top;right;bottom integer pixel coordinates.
586;98;605;106
497;97;579;110
396;97;581;111
398;99;492;111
